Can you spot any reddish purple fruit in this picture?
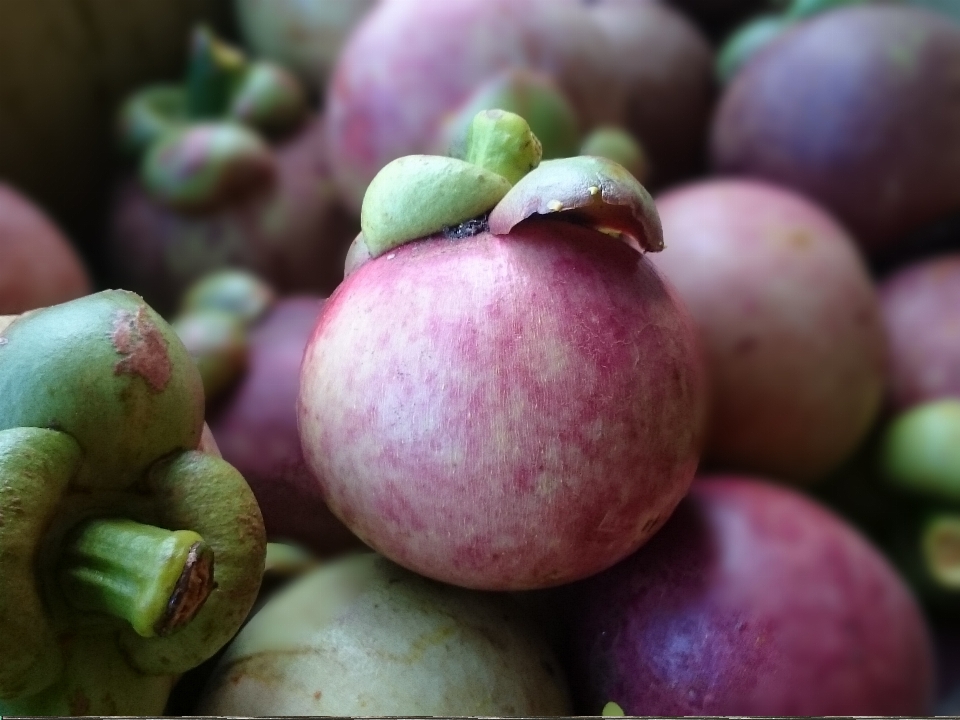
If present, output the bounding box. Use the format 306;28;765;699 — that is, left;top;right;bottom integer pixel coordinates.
880;254;960;413
712;6;960;259
566;476;935;715
0;183;91;314
208;296;360;557
651;179;886;483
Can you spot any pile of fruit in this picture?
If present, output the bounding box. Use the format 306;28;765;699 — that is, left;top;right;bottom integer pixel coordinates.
1;0;959;716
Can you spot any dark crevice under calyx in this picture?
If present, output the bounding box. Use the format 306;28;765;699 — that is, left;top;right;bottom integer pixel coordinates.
443;213;490;240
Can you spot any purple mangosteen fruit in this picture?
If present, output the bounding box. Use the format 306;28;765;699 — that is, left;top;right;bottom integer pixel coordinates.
298;110;708;591
108;27;358;315
651;178;886;483
0;183;91;314
712;5;960;260
565;475;935;715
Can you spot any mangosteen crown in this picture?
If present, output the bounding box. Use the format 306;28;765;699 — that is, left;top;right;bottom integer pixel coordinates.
117;25;309;212
359;109;664;259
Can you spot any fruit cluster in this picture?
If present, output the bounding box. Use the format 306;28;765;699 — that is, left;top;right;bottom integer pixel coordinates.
1;0;959;716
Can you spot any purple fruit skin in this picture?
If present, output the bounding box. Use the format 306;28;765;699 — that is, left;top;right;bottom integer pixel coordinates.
109;114;358;315
209;296;360;556
879;253;960;413
712;6;960;259
567;476;935;716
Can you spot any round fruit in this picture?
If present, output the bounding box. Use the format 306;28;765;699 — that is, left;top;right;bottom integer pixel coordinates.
712;6;960;259
651;179;885;483
0;184;90;314
566;476;935;715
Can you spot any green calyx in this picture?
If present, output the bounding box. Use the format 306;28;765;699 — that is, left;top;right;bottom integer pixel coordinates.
878;399;960;504
118;25;308;210
173;270;278;403
580;128;649;185
141;123;276;212
440;69;581;162
0;292;267;714
358;110;663;264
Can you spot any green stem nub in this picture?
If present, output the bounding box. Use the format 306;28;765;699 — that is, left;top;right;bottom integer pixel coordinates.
464;109;542;185
59;519;215;639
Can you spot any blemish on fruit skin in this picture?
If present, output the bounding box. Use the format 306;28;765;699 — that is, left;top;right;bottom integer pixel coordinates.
111;307;173;392
548;200;564;212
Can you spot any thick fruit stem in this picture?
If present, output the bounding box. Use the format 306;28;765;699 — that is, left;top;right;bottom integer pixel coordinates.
464;109;542;185
59;519;215;639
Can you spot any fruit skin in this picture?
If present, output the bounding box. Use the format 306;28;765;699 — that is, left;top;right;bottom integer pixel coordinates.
0;184;91;315
234;0;378;96
712;6;960;259
879;254;960;413
565;476;935;715
298;218;707;591
651;179;886;484
209;296;360;556
109;114;358;315
0;1;229;259
196;552;572;716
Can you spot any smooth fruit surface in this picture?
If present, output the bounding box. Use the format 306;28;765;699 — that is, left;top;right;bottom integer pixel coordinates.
566;476;935;715
652;179;885;483
299;218;706;591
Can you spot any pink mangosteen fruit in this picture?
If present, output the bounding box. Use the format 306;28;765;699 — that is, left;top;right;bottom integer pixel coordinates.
0;183;91;314
650;178;886;484
565;475;935;715
298;110;708;591
879;254;960;413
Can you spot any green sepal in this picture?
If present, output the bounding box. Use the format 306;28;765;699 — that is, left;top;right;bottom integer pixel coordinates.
360;155;511;257
117;85;188;158
0;290;205;490
180;269;276;327
228;62;309;137
121;450;266;675
440;69;581;162
185;25;249;119
488;156;663;253
0;428;81;701
463;109;542;185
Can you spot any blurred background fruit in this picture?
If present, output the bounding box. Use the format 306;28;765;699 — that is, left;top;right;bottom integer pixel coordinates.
0;184;91;314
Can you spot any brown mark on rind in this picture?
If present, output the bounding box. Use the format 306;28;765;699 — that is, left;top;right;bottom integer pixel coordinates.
112;307;173;392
